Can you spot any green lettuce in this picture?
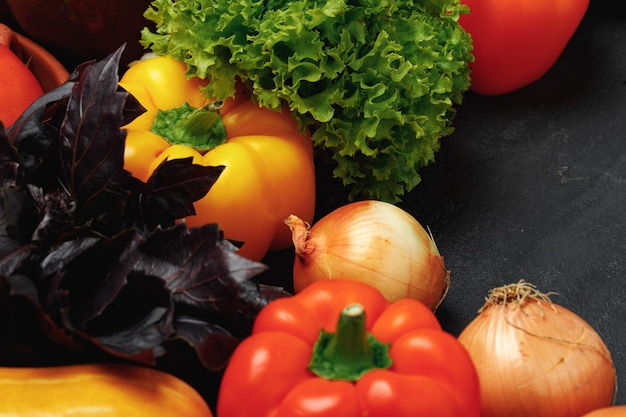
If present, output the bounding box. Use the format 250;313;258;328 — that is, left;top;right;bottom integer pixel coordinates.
141;0;473;202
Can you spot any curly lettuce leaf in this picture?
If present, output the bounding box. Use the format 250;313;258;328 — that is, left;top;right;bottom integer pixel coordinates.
142;0;473;202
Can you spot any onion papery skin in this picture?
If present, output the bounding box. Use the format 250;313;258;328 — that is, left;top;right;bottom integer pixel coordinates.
288;200;449;310
458;287;616;417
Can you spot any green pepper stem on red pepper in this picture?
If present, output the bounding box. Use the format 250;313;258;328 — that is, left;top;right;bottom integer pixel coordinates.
309;303;392;381
218;279;482;416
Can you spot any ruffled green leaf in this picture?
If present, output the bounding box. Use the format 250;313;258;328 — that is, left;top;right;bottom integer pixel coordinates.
142;0;473;202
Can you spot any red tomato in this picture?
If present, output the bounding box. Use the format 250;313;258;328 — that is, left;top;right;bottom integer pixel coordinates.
460;0;590;95
0;43;44;126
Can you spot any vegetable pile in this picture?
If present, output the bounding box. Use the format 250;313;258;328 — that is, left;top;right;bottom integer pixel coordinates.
0;0;609;415
0;47;288;371
140;0;474;202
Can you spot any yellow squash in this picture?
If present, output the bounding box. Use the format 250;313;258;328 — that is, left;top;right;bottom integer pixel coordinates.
0;363;213;416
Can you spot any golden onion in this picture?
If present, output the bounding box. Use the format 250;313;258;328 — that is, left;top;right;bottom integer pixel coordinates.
285;200;449;310
458;280;616;417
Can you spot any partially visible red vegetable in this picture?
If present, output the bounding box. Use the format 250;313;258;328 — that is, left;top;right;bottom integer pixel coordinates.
459;0;589;95
285;200;449;310
458;280;616;417
0;42;44;126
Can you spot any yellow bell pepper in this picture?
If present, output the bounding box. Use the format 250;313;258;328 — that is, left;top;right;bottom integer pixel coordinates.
120;56;316;261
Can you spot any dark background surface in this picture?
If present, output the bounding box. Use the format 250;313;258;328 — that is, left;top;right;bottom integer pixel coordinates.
267;0;626;405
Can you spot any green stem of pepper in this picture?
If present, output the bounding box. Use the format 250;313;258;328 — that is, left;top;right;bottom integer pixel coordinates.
151;100;227;151
308;303;392;381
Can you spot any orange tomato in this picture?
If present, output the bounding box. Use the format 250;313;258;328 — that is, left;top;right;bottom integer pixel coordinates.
0;43;44;126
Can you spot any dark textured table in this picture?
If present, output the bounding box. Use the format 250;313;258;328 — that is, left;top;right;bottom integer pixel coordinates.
401;0;626;404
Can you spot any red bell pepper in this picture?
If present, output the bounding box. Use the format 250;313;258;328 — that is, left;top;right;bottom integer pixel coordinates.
217;279;481;416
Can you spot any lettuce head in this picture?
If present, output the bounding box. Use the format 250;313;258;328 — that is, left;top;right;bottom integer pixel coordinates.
141;0;474;202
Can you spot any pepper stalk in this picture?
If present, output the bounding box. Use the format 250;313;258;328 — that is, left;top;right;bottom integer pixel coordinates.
308;303;393;381
151;100;227;151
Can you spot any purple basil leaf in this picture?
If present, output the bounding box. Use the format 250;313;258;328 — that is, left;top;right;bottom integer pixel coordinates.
87;306;170;362
0;274;86;366
7;82;74;183
259;283;293;300
137;223;267;307
8;80;74;147
47;232;174;361
0;128;19;187
5;273;40;305
173;315;240;371
0;188;38;255
0;161;19;190
31;190;77;246
57;228;143;328
79;274;173;359
139;158;224;229
39;234;96;316
0;246;32;280
57;46;129;225
118;84;148;127
40;236;99;278
91;308;171;359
